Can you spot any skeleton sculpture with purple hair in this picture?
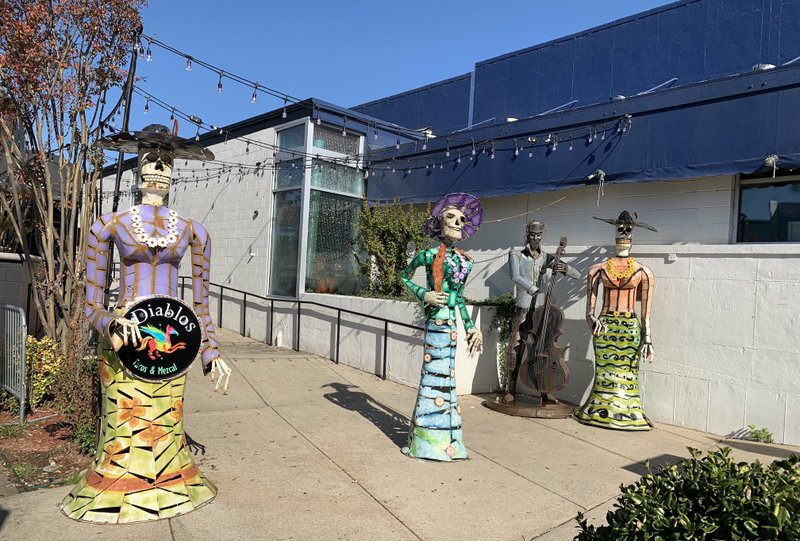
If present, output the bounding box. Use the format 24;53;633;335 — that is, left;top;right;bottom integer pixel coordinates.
61;124;231;523
400;193;483;461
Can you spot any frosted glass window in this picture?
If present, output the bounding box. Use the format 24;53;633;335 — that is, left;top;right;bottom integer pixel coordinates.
277;124;305;152
312;124;359;155
269;190;302;296
274;159;304;190
310;159;365;196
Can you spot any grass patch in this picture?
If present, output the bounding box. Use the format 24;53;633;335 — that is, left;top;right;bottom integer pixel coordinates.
0;424;24;439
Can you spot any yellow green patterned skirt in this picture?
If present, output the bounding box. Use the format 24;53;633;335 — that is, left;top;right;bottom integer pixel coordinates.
574;312;652;431
61;346;216;523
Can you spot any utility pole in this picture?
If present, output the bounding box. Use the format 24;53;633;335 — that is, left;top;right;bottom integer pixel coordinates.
104;25;141;293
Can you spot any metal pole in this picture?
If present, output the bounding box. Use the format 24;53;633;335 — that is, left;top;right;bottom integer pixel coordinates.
382;321;388;380
104;26;141;294
335;310;341;364
218;285;223;327
269;300;274;346
295;302;301;352
241;292;247;336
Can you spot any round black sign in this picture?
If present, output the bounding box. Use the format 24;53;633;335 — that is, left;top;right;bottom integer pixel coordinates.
115;295;202;382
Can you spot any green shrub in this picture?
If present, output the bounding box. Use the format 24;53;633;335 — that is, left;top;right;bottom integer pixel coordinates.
26;335;64;407
74;422;97;455
748;424;774;443
576;447;800;540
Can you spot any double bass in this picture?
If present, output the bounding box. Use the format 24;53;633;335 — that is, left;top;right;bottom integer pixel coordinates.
514;237;569;400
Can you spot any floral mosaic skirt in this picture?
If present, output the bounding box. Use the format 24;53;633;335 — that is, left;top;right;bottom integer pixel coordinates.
402;319;467;461
61;346;216;523
573;312;652;431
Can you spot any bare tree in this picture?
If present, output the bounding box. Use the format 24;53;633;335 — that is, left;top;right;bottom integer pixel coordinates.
0;0;145;351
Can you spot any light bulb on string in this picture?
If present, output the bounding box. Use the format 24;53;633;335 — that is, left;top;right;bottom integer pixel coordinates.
342;118;347;137
185;56;192;71
282;98;288;119
373;126;378;140
217;73;223;93
144;99;149;114
316;108;322;125
146;41;152;62
422;136;427;151
195;127;200;141
528;147;533;158
439;161;443;170
601;130;606;141
490;143;495;159
514;140;520;156
457;151;462;164
396;138;401;150
252;84;258;104
588;128;594;143
446;142;450;157
569;140;574;151
169;108;175;122
471;141;476;157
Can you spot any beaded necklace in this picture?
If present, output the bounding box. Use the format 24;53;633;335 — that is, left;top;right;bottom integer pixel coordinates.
606;256;636;280
129;205;179;248
445;250;469;284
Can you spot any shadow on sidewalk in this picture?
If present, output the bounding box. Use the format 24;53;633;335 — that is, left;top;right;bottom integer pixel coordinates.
322;382;410;448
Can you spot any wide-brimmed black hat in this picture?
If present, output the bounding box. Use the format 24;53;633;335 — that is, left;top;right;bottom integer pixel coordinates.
96;124;214;161
593;210;657;232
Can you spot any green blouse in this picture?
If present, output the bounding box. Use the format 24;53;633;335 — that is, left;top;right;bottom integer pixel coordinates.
401;246;475;331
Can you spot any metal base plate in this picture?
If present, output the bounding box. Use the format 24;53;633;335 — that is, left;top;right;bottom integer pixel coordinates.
481;393;575;419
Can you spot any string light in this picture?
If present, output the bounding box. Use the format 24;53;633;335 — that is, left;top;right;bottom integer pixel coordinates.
569;140;574;151
490;142;495;159
252;84;258;104
144;99;149;114
217;73;223;93
342;117;347;137
422;136;428;151
282;98;288;119
169;108;175;122
185;56;192;71
146;40;152;62
396;138;401;150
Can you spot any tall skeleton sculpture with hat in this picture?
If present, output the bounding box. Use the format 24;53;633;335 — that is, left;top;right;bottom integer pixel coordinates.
62;124;231;523
574;211;656;431
400;193;483;461
502;220;579;410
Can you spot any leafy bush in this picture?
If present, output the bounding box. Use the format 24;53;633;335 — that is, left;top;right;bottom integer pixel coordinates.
748;424;774;443
26;336;64;407
74;422;97;455
576;447;800;540
354;198;430;297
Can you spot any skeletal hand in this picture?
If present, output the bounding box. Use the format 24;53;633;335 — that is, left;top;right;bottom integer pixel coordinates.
466;327;483;357
588;316;607;336
210;358;232;394
423;291;448;307
554;262;567;274
109;317;142;351
639;342;654;363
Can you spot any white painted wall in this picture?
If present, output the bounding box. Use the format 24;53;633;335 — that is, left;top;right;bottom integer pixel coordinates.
110;141;800;445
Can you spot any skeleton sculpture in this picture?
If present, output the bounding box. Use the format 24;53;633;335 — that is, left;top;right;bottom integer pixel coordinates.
574;211;656;430
62;124;231;523
504;220;579;408
400;193;483;461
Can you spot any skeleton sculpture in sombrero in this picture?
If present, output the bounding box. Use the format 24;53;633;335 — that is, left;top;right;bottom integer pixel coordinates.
61;124;230;523
574;210;656;431
400;193;483;461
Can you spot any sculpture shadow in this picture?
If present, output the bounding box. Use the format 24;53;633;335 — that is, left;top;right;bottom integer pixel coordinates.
322;382;409;448
622;453;686;476
0;507;7;532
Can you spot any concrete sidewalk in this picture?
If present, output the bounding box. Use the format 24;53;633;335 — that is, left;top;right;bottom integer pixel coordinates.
2;328;798;541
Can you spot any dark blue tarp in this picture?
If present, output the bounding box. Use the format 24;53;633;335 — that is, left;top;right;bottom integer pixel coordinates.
366;65;800;203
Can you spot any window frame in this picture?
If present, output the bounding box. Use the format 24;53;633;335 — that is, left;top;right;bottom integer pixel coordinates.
733;173;800;244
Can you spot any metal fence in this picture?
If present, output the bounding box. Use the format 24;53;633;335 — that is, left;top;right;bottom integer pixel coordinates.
179;277;423;380
0;305;27;423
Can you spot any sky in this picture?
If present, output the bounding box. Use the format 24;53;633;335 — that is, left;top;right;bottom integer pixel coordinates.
127;0;676;137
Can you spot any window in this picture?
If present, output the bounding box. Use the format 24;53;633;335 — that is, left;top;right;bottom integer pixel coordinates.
276;124;306;152
268;190;302;296
305;191;362;295
312;124;360;155
737;174;800;242
310;159;365;197
274;159;304;190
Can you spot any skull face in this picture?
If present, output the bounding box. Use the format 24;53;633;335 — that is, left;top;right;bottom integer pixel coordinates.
138;147;174;196
441;207;466;243
526;221;545;251
615;223;634;252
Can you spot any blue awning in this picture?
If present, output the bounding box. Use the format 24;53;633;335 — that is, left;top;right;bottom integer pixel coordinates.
365;65;800;204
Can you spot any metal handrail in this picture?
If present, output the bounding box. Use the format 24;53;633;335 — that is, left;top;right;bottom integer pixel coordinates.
178;277;423;380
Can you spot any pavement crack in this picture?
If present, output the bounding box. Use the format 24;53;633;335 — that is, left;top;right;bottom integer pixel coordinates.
466;446;586;510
